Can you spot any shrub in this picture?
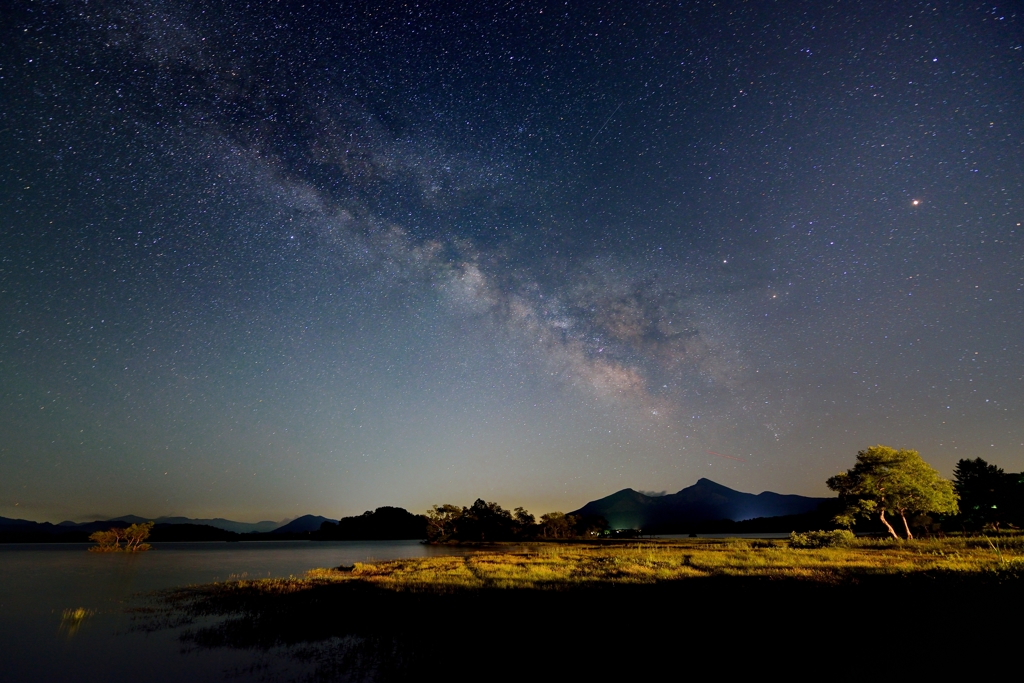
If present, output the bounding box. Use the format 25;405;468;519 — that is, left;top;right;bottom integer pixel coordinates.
790;529;855;549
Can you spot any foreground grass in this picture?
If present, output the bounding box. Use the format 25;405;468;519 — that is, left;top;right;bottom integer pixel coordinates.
196;537;1024;597
146;537;1023;680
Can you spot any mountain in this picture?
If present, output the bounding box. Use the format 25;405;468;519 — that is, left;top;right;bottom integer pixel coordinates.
1;514;320;540
106;515;151;525
272;514;336;534
1;516;123;533
571;478;832;531
0;516;43;527
0;516;135;542
108;515;282;533
158;517;281;533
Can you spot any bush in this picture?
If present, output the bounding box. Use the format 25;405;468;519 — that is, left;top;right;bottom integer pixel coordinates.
790;529;855;548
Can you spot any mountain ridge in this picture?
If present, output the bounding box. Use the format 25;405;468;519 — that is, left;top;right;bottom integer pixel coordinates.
272;514;337;534
1;514;309;535
571;478;832;530
106;515;285;534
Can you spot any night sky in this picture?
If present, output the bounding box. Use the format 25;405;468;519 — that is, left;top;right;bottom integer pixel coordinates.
2;1;1022;523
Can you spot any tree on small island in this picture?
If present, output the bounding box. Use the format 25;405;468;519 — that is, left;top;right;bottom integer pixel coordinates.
827;445;958;540
88;522;154;552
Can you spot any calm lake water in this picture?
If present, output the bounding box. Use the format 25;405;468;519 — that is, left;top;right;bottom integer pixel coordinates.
0;540;475;682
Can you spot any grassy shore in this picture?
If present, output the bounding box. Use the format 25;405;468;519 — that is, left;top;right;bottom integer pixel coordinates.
150;537;1024;680
308;536;1024;589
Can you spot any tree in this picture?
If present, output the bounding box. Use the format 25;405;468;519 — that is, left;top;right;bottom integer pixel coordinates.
827;445;958;540
538;512;583;539
460;499;517;541
123;522;153;551
954;457;1015;530
512;507;536;538
425;504;463;542
88;522;153;552
88;527;126;552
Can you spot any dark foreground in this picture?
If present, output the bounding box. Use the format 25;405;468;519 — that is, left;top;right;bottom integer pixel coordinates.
142;543;1024;680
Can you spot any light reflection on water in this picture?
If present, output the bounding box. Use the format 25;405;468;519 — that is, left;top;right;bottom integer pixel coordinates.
0;540;471;682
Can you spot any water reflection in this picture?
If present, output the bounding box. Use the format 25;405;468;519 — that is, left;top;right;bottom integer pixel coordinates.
0;540;475;683
58;607;94;637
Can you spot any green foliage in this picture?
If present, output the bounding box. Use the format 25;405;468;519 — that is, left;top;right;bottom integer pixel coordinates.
789;529;855;548
827;445;958;540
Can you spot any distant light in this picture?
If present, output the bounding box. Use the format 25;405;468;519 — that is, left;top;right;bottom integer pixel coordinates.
912;199;920;206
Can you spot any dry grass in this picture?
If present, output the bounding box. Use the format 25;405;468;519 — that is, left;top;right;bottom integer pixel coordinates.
192;537;1024;600
148;537;1024;680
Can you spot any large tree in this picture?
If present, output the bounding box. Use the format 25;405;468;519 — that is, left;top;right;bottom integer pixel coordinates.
827;445;958;539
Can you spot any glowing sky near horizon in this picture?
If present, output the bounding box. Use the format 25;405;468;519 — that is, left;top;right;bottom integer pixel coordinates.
1;0;1022;523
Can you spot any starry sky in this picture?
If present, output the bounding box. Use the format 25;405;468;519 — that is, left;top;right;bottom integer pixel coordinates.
1;0;1022;523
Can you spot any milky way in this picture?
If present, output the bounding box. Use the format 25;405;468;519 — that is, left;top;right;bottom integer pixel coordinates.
1;1;1021;522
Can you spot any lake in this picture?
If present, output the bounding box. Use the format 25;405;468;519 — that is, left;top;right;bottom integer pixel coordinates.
0;540;476;682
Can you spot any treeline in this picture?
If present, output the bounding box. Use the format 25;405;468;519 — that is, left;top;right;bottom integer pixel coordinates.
319;501;610;542
425;499;608;542
954;457;1024;531
318;507;427;540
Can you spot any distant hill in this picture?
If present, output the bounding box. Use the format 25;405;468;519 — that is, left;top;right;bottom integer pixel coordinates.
0;516;44;527
108;515;282;534
0;516;130;539
0;516;234;542
320;507;428;540
273;514;337;534
571;478;832;531
0;513;327;541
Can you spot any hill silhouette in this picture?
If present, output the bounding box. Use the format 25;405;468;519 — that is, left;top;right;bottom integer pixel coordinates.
108;515;283;534
272;514;337;534
0;514;317;542
320;507;428;540
571;478;832;531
